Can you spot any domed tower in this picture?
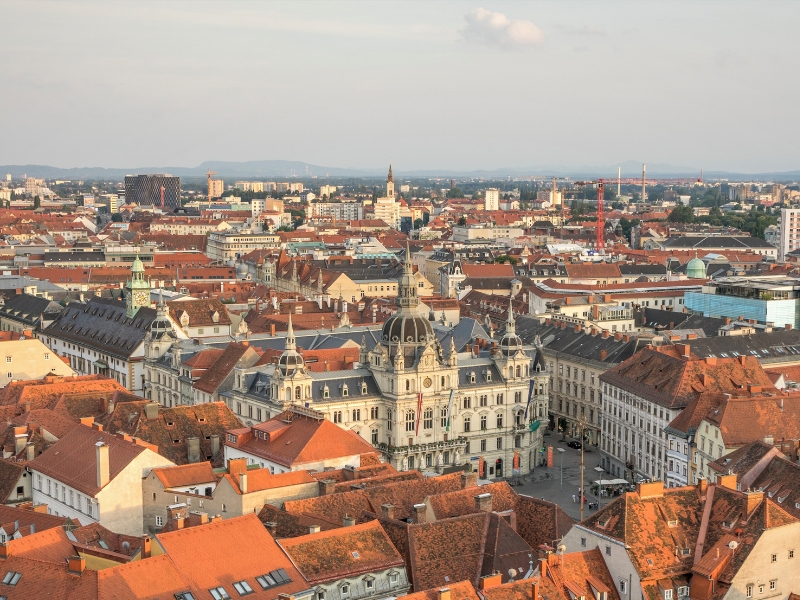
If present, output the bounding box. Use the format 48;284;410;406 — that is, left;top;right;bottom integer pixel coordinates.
686;253;706;279
379;243;439;369
126;250;150;318
494;297;529;382
145;290;177;360
273;314;312;405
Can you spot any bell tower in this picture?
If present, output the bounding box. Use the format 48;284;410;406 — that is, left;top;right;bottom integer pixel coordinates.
126;250;151;318
386;163;395;198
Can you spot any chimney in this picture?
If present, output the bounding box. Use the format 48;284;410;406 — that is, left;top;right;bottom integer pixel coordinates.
705;357;717;366
67;555;86;575
264;521;278;537
14;430;26;456
636;481;664;498
187;437;200;463
381;504;395;519
25;443;34;462
343;516;356;527
539;557;548;579
748;384;762;394
144;402;159;420
438;589;452;600
474;493;493;513
79;417;94;427
91;422;103;432
599;350;608;361
188;511;209;527
533;580;540;600
228;458;248;476
604;294;611;303
96;442;109;489
623;334;630;342
614;332;622;341
309;525;321;534
210;434;220;457
574;324;581;333
342;464;357;481
565;297;572;305
786;324;793;331
142;535;152;559
107;398;115;415
717;474;737;490
675;343;690;358
479;573;503;591
461;472;478;489
22;402;30;413
318;479;336;496
697;477;708;495
601;330;610;339
270;323;276;337
592;305;600;320
725;318;731;325
411;503;427;524
743;489;764;519
239;472;248;494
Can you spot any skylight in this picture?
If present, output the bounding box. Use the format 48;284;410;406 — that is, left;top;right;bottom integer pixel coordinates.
256;569;292;590
1;572;21;586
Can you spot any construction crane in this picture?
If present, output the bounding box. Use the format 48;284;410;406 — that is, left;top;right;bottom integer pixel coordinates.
572;179;608;253
206;168;218;202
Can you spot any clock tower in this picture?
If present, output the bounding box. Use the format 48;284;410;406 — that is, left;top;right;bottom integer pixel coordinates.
126;250;151;317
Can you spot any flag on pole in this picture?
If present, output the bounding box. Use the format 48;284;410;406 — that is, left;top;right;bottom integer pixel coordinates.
523;379;536;420
445;389;454;432
415;392;423;436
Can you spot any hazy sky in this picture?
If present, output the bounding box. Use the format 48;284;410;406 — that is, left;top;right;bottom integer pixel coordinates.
2;1;799;173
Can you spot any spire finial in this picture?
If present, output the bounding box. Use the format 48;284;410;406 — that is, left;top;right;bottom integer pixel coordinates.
388;162;394;183
286;313;296;351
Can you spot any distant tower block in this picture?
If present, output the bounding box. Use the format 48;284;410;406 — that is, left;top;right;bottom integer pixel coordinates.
485;188;500;211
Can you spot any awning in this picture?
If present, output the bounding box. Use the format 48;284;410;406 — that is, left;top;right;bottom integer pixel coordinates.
92;360;108;369
529;420;541;432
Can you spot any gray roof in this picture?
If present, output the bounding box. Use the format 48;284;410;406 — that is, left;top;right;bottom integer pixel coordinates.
44;251;105;263
515;316;644;367
0;293;62;327
662;236;775;250
672;329;800;365
43;297;156;359
618;264;668;276
436;318;489;353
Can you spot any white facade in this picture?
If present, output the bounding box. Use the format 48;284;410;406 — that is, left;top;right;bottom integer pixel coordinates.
485;188;500;211
778;207;800;261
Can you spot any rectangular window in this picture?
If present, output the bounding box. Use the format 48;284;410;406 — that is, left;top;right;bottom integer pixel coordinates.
209;588;231;600
156;516;163;527
619;580;626;594
581;537;586;547
496;437;502;450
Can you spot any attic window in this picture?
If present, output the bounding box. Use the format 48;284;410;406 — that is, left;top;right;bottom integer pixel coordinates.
209;587;230;600
233;581;254;595
342;385;349;397
361;384;367;395
351;551;360;559
667;520;678;527
1;571;21;586
256;569;292;590
176;593;196;600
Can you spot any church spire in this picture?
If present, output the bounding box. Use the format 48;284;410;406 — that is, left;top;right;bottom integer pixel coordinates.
286;313;296;352
388;162;394;183
506;296;516;337
395;241;418;313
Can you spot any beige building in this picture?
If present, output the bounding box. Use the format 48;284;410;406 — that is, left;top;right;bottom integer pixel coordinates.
485;188;500;211
206;230;281;262
142;460;318;533
30;423;175;536
0;338;75;385
209;179;224;198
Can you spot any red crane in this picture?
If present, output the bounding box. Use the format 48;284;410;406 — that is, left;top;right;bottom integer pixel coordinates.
573;179;607;253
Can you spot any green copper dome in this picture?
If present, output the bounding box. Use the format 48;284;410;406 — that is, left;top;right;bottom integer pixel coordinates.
686;256;706;279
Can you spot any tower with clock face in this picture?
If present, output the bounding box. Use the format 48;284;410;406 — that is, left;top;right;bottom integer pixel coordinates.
126;250;151;318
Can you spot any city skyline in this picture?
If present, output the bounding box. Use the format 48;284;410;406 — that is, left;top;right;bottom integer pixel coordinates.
2;1;799;173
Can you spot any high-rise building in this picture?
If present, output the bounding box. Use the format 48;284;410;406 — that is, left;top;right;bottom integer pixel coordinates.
484;188;500;211
209;179;224;199
124;174;181;208
779;207;800;261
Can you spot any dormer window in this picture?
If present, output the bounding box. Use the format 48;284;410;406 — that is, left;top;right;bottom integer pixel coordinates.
323;385;330;398
342;385;349;397
470;372;476;384
664;590;673;600
361;384;367;395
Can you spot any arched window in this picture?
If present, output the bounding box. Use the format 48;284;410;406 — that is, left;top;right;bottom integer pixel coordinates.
463;396;471;409
405;410;416;432
295;386;301;400
423;408;433;429
480;415;487;430
387;409;393;431
516;365;521;377
496;413;503;428
405;379;410;392
463;415;471;432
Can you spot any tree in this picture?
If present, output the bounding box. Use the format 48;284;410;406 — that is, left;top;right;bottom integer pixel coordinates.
447;187;464;198
494;255;518;265
457;216;467;226
413;218;423;230
668;205;694;223
32;196;41;210
111;213;123;222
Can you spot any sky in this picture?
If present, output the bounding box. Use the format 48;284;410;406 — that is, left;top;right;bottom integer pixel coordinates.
1;0;799;174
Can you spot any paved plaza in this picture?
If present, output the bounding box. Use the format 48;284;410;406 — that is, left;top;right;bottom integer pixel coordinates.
511;433;621;522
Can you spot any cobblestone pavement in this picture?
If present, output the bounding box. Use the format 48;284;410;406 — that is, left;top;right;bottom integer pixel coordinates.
509;434;610;522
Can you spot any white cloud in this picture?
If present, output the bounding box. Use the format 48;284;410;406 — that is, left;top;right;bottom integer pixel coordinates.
462;7;544;50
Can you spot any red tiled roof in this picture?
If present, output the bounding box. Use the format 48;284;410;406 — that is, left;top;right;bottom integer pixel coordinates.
278;520;405;584
152;462;218;489
193;343;255;394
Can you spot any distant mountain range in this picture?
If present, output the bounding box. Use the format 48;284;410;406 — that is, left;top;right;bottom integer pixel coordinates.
2;159;799;182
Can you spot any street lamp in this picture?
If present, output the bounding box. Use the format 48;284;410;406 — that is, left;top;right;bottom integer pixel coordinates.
595;466;604;509
557;447;565;490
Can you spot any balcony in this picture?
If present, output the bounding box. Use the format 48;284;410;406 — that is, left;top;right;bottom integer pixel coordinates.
375;437;467;457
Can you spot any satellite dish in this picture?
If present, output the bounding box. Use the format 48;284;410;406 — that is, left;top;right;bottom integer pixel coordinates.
558;544;567;554
508;569;517;577
728;541;739;550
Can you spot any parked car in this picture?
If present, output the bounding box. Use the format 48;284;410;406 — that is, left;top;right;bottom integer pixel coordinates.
567;441;582;449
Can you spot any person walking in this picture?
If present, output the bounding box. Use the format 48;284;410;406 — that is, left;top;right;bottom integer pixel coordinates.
572;494;576;503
